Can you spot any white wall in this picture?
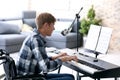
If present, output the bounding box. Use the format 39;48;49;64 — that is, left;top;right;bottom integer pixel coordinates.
0;0;93;19
30;0;93;19
0;0;28;19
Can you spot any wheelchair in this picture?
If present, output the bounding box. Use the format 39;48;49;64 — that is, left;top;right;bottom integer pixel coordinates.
0;49;46;80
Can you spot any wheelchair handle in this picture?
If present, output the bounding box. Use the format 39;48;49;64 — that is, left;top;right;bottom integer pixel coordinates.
0;49;9;56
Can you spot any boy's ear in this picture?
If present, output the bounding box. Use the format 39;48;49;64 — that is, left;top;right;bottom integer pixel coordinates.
44;23;49;27
43;23;49;30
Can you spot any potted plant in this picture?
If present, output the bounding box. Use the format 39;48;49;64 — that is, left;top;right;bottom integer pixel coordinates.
79;5;102;36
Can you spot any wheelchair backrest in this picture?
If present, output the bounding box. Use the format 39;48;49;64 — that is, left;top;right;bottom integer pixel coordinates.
0;49;17;80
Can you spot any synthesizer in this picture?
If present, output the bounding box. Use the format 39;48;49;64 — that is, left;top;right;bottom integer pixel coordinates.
63;53;120;79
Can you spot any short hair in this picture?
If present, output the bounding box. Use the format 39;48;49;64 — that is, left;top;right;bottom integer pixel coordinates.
35;12;56;29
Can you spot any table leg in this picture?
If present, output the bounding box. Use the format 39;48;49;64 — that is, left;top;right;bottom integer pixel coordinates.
115;77;118;80
76;72;81;80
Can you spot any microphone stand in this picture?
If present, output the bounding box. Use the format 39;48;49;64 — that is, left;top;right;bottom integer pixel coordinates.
76;13;80;52
60;8;83;79
75;8;84;80
75;7;83;54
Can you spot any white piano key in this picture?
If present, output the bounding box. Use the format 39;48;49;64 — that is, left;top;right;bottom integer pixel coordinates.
68;61;98;74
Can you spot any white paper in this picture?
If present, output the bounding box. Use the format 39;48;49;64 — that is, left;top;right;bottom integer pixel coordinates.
85;24;113;54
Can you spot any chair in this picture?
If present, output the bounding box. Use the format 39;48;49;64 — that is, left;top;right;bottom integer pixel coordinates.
0;49;46;80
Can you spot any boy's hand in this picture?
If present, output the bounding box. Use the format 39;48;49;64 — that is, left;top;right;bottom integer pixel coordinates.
59;55;78;62
57;52;68;57
52;52;67;60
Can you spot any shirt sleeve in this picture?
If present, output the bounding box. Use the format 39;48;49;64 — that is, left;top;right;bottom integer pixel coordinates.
31;36;62;73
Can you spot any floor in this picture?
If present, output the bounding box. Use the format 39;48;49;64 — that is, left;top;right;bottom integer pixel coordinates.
0;47;120;80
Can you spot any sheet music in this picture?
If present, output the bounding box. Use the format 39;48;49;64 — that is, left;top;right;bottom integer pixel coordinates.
85;24;113;54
